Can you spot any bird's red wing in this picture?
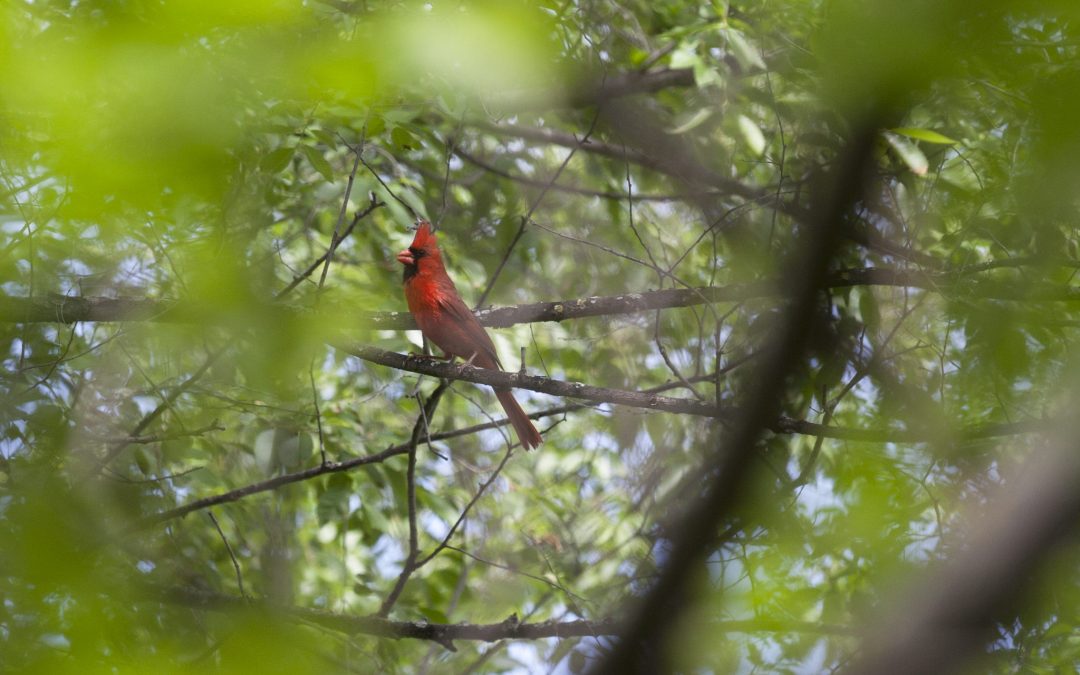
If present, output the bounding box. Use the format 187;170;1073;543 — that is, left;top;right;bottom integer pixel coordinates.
436;293;503;370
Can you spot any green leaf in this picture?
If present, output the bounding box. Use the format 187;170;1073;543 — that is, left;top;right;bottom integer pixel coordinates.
669;42;699;70
628;47;650;66
939;158;981;192
391;126;418;150
722;27;766;70
134;447;154;475
692;60;725;88
891;127;958;145
365;114;386;138
669;108;713;134
738;114;766;155
278;431;313;470
301;145;335;182
254;429;277;474
858;289;880;333
317;473;353;526
884;131;929;176
570;650;588;674
310;128;338;147
261;146;294;174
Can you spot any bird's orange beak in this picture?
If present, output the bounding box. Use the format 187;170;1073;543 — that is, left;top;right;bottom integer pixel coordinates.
396;249;414;266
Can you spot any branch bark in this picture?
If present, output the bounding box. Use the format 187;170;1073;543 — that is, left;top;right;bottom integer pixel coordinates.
8;267;1079;325
348;345;1059;443
161;587;857;648
348;345;722;416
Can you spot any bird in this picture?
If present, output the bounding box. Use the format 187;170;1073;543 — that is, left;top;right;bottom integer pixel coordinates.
396;220;543;450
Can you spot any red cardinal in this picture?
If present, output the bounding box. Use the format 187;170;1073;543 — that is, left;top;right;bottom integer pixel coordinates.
396;221;543;450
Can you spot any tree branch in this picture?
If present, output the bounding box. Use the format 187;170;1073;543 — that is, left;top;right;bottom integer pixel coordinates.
9;266;1080;326
144;365;1056;529
143;443;409;525
347;345;721;417
160;587;857;647
415;445;516;569
347;345;1061;445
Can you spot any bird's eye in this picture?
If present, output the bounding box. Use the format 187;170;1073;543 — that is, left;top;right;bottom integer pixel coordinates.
409;247;424;259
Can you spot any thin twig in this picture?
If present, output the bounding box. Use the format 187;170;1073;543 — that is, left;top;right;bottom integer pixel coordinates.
208;511;248;600
276;196;384;298
315;145;364;297
377;382;450;617
309;368;327;466
95;349;221;471
99;421;225;445
476;110;602;307
443;544;586;603
103;465;203;485
448;147;730;202
415;445;515;568
437;118;467;225
359;154;420;220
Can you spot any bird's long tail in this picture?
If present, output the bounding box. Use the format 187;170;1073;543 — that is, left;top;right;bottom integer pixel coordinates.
495;388;542;450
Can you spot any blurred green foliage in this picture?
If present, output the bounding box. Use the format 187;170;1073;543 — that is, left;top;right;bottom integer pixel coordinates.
4;0;1080;672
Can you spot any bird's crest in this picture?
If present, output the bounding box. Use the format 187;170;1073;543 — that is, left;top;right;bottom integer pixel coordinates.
410;219;437;250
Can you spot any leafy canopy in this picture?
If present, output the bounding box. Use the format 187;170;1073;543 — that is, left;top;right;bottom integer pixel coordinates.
3;0;1080;672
